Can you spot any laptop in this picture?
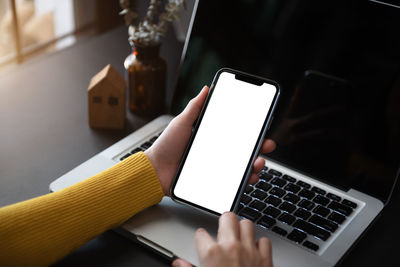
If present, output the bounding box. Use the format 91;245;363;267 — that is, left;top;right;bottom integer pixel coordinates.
50;0;400;266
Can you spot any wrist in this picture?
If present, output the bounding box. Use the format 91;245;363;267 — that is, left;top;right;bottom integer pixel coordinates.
144;148;169;196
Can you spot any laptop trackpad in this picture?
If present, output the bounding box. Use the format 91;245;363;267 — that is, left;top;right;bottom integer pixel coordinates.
121;197;328;267
122;197;218;265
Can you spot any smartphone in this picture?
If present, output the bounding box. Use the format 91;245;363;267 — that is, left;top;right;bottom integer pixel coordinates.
170;68;280;215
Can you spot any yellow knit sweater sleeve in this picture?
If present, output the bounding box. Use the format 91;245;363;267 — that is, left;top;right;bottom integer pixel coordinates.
0;152;164;266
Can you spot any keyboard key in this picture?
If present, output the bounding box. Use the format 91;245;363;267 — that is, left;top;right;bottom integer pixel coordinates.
268;169;282;177
293;219;331;241
327;193;341;202
283;193;300;204
237;203;244;212
240;195;252;205
279;202;296;213
266;195;282;207
328;212;346;224
287;229;307;243
311;186;326;195
309;215;338;233
272;226;287;236
303;240;319;251
131;147;143;154
245;185;254;194
249;200;267;211
269;187;286;198
342;199;358;209
264;206;281;218
149;136;158;142
313;205;330;217
140;141;152;150
239;207;261;221
313;195;330;206
262;166;269;172
258;215;276;229
282;174;296;183
120;153;131;161
251;189;268;200
271;178;287;188
328;201;353;216
294;208;311;220
298;199;315;210
259;172;273;182
284;183;301;194
299;189;315;200
296;180;311;189
255;181;272;192
278;213;296;225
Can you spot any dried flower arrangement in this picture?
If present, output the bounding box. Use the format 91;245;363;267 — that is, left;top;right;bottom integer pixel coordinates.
119;0;186;46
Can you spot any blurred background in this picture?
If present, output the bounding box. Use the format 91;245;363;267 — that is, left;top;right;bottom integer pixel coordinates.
0;0;193;71
0;0;123;69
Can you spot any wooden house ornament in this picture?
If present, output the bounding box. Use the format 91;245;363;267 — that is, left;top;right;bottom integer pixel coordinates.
88;64;126;129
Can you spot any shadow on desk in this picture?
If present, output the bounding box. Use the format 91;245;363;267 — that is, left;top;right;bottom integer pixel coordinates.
54;230;170;267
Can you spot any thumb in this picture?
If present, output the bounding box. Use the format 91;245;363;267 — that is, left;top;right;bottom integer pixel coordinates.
178;86;209;126
172;258;193;267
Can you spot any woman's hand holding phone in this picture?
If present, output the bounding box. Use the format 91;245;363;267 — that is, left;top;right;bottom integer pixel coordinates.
170;69;279;215
145;85;276;196
145;80;277;267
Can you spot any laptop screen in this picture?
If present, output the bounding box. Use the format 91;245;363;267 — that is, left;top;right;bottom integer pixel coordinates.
171;0;400;203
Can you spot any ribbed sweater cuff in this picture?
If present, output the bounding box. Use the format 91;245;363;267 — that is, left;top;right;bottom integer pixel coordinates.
0;152;164;266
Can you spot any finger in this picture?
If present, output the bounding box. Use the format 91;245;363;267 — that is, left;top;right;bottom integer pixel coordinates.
257;237;273;265
239;219;256;248
248;173;259;184
252;157;266;174
179;86;210;126
261;139;276;154
217;212;240;243
172;258;193;267
194;228;215;259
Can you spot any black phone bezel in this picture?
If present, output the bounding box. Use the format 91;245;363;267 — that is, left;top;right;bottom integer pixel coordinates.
170;68;280;216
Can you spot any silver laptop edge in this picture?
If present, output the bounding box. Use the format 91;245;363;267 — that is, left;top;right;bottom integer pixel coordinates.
49;115;173;191
50;114;383;266
120;160;383;266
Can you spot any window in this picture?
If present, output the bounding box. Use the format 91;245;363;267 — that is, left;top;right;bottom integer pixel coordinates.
0;0;122;69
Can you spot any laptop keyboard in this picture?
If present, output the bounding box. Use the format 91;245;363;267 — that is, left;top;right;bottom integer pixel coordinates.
119;135;160;161
238;166;358;252
119;134;358;253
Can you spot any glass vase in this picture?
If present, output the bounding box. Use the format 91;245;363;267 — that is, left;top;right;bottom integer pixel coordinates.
124;42;167;117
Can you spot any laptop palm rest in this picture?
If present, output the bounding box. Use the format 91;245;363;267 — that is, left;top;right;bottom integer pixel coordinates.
120;197;327;267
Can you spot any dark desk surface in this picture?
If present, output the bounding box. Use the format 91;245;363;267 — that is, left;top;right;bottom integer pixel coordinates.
0;26;399;267
0;26;178;267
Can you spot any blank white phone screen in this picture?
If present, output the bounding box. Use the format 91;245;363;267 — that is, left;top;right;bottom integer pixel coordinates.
174;72;277;214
